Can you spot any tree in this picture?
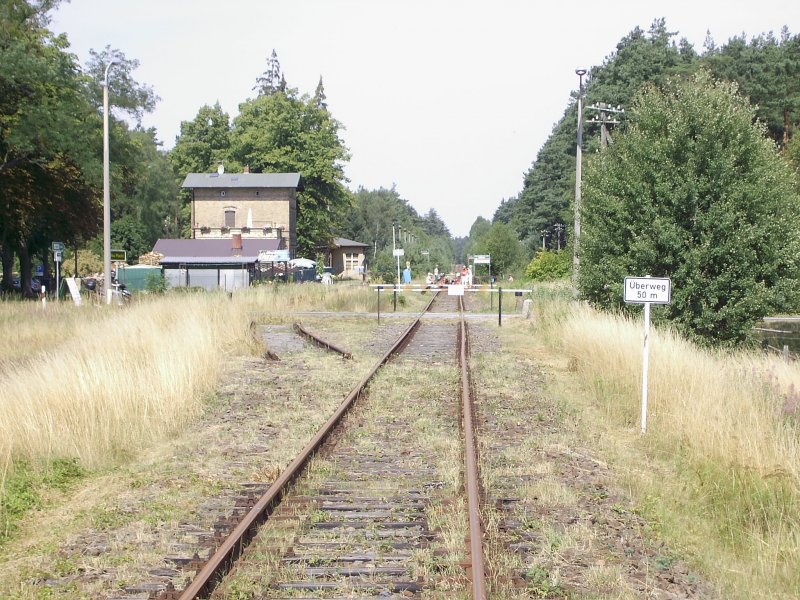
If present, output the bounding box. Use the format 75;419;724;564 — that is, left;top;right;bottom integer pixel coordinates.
126;129;181;245
85;45;158;125
703;29;800;147
169;103;232;174
169;103;232;236
420;208;450;237
229;91;351;256
0;0;102;294
471;222;521;277
254;49;286;97
313;76;327;110
579;70;800;345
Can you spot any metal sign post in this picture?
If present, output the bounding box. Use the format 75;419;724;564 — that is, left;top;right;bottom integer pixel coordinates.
52;243;64;301
56;256;60;300
393;248;404;286
624;276;672;433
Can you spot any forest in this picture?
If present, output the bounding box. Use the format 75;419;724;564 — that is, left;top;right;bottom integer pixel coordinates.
2;2;800;343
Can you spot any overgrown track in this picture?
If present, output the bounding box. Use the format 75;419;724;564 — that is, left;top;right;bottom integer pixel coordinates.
135;291;489;600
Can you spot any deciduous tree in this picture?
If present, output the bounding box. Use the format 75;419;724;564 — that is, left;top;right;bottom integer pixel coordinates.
230;90;350;256
579;70;800;345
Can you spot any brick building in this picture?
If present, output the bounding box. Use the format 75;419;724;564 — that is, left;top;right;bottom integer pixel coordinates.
182;170;302;257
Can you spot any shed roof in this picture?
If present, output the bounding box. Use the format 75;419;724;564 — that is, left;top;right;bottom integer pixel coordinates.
332;237;369;248
181;172;302;189
153;238;282;264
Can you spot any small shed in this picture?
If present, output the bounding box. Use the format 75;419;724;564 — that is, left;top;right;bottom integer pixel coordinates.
328;237;369;278
153;237;284;291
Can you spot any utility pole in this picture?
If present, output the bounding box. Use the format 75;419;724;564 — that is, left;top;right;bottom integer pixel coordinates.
573;68;587;297
586;102;624;147
554;223;564;250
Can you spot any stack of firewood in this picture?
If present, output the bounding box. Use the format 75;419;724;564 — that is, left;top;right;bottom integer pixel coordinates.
137;251;164;266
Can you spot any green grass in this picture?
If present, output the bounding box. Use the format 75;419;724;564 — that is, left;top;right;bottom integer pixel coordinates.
0;458;86;542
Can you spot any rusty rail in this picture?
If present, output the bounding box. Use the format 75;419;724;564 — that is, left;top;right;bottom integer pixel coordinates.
459;295;488;599
293;322;352;358
175;292;439;600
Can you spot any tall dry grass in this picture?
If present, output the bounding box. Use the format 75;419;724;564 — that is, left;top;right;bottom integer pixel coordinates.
0;292;253;469
532;286;800;596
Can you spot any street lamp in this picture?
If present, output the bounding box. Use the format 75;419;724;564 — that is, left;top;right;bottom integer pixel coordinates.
102;61;116;304
573;68;587;297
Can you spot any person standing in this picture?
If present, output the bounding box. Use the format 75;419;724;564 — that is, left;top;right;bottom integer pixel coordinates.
403;262;412;284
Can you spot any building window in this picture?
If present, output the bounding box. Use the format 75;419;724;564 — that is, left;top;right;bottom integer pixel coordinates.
225;210;235;227
344;252;360;272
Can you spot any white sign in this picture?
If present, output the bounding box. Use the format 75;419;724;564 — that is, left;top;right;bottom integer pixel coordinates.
258;249;291;262
448;284;464;296
52;241;64;252
65;277;83;306
473;254;491;265
624;276;671;304
54;251;62;262
392;248;405;257
623;275;672;434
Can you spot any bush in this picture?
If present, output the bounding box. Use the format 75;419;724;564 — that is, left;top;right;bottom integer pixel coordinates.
525;250;571;281
145;272;167;294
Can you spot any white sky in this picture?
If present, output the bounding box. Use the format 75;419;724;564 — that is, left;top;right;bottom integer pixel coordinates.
51;0;799;237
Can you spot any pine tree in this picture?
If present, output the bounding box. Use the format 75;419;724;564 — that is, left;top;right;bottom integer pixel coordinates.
254;49;285;96
313;76;327;110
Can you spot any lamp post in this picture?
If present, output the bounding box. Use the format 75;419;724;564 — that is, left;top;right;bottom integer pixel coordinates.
102;61;116;304
573;68;587;297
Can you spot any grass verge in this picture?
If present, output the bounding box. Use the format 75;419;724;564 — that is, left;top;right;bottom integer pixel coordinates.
525;282;800;598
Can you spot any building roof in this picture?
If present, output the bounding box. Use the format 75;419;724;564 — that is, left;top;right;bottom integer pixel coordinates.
153;238;282;264
332;237;369;248
181;172;302;189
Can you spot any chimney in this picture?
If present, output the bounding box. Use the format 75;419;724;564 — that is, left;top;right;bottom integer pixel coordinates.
243;165;250;173
231;233;243;256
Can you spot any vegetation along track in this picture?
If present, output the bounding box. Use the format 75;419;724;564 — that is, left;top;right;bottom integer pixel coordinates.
127;291;489;599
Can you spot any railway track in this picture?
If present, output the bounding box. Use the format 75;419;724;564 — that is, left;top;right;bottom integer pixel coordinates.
133;291;489;599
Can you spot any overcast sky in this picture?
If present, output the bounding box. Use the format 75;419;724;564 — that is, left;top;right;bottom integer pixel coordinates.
51;0;798;237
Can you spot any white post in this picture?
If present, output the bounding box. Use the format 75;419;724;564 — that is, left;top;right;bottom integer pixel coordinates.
56;259;60;301
393;224;400;286
641;300;651;433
